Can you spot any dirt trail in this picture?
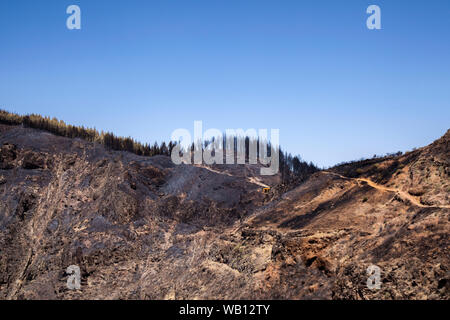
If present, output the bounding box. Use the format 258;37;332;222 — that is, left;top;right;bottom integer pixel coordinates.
325;171;450;209
194;164;233;177
230;169;449;235
194;164;270;188
247;177;270;188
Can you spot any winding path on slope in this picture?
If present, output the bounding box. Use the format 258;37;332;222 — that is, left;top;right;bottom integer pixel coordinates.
324;171;450;209
228;170;449;234
194;164;271;188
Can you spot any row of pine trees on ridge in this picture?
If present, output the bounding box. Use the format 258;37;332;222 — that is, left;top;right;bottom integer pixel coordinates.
0;109;319;183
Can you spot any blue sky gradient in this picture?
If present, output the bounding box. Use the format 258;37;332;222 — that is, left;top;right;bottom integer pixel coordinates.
1;0;449;167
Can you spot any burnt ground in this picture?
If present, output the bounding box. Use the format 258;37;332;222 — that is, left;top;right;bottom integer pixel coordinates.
0;124;449;300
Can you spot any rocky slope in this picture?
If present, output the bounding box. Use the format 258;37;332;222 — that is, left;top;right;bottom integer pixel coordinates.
0;124;448;300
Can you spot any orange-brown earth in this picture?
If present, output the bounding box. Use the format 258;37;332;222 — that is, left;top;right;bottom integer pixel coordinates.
0;124;448;300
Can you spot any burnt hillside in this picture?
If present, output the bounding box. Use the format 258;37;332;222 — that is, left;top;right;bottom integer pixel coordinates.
0;123;448;300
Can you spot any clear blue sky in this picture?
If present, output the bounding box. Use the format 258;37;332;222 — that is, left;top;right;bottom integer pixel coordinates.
1;0;449;167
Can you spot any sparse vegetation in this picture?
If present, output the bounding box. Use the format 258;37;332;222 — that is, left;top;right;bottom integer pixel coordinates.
0;109;173;156
0;109;319;185
279;151;319;185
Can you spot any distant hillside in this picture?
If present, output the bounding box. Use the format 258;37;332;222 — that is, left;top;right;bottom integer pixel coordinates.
0;109;319;184
0;109;173;157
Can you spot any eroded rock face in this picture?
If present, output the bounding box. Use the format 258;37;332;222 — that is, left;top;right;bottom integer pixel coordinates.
0;124;448;300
